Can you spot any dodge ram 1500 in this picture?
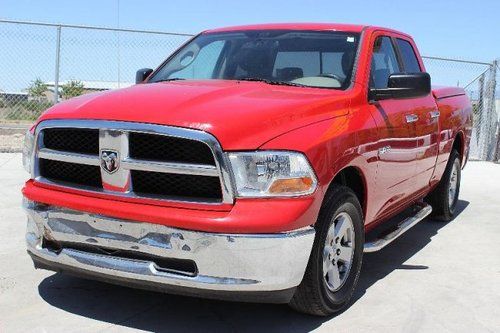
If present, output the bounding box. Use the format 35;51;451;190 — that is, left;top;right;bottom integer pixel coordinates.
22;23;472;316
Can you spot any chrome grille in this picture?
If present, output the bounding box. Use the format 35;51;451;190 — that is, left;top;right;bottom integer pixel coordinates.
32;120;234;204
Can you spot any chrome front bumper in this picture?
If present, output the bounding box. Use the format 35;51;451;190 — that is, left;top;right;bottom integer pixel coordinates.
24;200;315;302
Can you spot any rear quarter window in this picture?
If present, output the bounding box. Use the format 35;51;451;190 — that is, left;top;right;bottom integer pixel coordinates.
396;39;421;73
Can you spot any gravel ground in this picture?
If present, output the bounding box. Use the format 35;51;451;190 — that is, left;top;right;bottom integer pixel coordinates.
0;134;24;152
0;154;499;332
0;123;30;152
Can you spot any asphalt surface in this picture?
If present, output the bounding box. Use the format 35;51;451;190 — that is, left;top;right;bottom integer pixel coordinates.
0;153;499;332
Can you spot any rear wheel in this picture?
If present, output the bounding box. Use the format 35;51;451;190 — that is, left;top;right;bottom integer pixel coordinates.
289;186;364;316
426;149;461;221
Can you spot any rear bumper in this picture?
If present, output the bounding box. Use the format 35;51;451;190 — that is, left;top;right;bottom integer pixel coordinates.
24;199;315;303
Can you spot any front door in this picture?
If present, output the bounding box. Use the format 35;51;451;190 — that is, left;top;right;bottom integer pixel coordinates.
367;35;418;219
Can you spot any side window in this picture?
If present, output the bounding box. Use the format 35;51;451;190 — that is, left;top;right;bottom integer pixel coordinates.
396;38;421;73
370;36;400;89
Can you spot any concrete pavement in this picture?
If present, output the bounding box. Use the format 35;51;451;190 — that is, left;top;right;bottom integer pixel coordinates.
0;153;499;332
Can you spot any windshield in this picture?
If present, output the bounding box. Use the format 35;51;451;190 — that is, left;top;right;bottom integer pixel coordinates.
148;30;360;89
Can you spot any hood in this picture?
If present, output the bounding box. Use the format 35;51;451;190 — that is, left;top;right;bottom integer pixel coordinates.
38;80;351;149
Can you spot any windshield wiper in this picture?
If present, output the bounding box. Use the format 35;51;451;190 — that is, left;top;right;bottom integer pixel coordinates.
151;78;186;83
237;77;306;87
152;77;306;87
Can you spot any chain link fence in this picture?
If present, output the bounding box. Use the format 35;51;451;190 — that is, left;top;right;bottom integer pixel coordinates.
422;56;499;160
1;19;498;160
0;19;191;123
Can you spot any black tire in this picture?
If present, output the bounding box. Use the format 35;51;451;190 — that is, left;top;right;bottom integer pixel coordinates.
289;185;364;316
426;149;461;221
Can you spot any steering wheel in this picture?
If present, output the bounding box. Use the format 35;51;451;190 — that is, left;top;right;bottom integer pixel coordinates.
318;73;344;82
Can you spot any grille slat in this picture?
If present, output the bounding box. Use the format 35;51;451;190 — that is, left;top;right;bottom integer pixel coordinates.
39;159;102;188
43;128;99;155
36;124;225;203
131;170;222;200
129;132;215;165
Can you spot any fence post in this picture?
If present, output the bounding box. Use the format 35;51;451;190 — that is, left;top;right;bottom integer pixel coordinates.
485;61;497;160
479;70;491;160
491;60;500;162
53;25;61;104
477;73;485;146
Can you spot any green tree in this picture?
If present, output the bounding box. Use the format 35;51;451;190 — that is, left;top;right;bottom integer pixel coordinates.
27;78;48;101
61;80;85;99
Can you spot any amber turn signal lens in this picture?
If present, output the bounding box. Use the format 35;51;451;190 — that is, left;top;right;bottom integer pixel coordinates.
268;177;314;194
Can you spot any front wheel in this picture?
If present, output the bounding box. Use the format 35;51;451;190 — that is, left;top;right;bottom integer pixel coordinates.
289;186;364;316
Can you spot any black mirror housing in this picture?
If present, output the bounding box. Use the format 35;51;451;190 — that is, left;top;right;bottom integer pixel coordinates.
136;68;154;84
370;72;431;101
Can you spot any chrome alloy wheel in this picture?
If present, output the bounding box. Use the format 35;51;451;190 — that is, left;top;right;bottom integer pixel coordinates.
323;212;355;292
448;161;459;209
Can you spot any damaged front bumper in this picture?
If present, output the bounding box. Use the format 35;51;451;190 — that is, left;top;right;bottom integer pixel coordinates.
24;199;315;303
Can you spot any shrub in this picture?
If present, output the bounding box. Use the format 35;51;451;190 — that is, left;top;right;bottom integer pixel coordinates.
61;80;85;99
27;78;48;100
4;100;53;121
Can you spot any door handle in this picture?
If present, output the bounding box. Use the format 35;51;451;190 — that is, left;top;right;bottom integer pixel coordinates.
405;114;419;123
378;145;392;155
429;111;440;119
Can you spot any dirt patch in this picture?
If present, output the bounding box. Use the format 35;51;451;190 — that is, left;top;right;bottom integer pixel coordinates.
0;133;24;152
0;122;31;152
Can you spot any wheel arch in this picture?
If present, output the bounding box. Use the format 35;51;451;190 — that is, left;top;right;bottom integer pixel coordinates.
327;166;367;218
453;130;465;163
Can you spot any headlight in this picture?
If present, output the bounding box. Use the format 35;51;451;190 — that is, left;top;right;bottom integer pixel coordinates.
22;130;35;174
228;151;317;197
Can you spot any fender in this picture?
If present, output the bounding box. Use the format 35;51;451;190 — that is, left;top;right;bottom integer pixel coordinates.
259;110;378;224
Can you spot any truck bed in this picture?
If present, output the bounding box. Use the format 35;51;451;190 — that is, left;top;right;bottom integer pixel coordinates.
432;86;466;100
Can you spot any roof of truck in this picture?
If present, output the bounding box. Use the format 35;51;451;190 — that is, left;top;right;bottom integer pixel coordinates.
205;23;367;33
204;23;412;38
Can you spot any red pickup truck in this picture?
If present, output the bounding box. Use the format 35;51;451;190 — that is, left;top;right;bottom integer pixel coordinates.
22;23;472;316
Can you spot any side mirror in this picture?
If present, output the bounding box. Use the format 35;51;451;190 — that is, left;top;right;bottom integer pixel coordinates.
136;68;153;84
370;72;431;101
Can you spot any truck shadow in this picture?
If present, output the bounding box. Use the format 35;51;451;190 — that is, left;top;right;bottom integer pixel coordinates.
37;200;469;332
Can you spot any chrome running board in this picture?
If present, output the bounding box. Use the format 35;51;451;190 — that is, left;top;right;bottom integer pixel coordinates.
364;203;432;253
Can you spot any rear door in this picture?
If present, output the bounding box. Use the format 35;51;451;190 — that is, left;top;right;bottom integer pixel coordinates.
394;37;439;193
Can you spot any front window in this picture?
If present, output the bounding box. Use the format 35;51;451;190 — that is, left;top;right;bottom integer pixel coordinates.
149;30;360;89
369;36;401;89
